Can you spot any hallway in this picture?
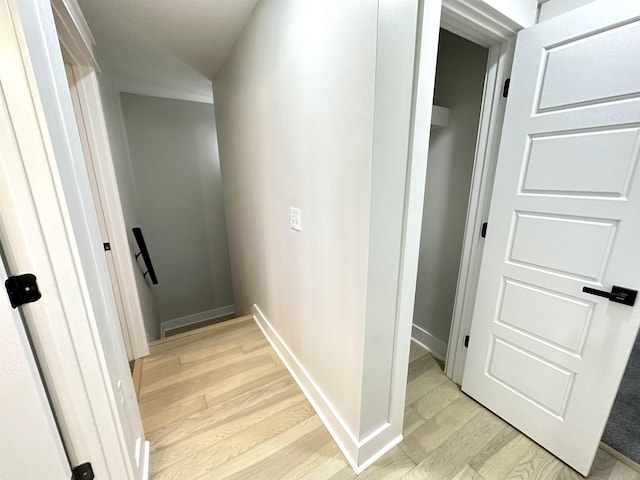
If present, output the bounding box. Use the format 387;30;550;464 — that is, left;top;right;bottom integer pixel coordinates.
6;1;640;478
137;317;639;479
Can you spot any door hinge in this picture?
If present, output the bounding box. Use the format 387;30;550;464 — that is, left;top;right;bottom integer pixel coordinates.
4;273;42;308
71;462;94;480
464;335;470;348
481;222;488;238
103;242;111;251
502;78;510;98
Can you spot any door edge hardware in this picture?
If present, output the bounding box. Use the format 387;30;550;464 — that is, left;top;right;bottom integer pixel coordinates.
71;462;94;480
582;285;637;307
5;273;42;308
502;78;510;98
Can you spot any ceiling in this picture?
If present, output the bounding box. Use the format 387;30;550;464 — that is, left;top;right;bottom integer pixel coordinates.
77;0;259;102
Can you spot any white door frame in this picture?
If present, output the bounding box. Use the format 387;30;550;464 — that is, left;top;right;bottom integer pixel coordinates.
402;0;526;385
443;39;516;384
3;0;147;477
64;64;150;359
54;0;150;360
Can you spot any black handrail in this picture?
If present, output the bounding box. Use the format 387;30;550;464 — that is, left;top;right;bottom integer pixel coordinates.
132;227;158;284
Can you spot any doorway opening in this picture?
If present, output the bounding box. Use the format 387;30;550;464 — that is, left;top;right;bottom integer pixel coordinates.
410;28;488;366
398;1;519;396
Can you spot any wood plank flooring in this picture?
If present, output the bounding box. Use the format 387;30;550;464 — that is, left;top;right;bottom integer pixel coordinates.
138;316;640;479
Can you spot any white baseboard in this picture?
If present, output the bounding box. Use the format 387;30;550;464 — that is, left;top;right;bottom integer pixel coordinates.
411;324;448;361
160;305;235;338
252;304;401;473
600;442;640;473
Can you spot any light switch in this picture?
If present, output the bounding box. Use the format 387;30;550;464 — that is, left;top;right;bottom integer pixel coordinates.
290;207;302;232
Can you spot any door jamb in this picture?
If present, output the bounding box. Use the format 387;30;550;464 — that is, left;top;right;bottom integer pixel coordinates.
54;0;150;359
445;37;516;384
64;64;150;359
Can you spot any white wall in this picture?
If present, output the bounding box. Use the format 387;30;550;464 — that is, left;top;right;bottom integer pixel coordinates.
214;0;419;468
413;30;488;355
96;72;162;339
120;94;233;325
481;0;537;27
538;0;596;22
215;0;375;435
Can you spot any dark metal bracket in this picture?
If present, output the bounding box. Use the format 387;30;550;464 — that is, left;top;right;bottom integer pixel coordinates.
132;227;158;284
5;273;42;308
71;462;94;480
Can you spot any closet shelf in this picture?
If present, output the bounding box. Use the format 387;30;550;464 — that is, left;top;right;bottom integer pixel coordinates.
431;105;450;128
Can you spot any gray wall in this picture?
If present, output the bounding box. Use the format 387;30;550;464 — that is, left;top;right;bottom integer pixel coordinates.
603;333;640;462
213;0;418;443
120;94;233;324
413;30;488;352
97;72;161;339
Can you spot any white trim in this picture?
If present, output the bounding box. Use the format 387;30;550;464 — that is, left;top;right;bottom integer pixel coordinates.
134;436;141;466
445;39;516;385
161;305;235;338
441;0;521;48
538;0;598;23
397;0;521;416
392;0;443;437
252;304;401;472
141;440;150;480
50;0;96;68
65;63;138;359
114;76;214;105
354;434;404;474
68;65;150;359
599;443;640;474
411;325;447;361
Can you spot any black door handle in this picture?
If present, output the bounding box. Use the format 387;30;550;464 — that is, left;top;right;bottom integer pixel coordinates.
582;285;637;306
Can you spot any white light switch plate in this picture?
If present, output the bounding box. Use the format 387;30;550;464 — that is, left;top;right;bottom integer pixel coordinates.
290;207;302;232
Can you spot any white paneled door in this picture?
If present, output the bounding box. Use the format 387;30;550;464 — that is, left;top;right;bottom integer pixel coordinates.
462;1;640;475
0;258;71;478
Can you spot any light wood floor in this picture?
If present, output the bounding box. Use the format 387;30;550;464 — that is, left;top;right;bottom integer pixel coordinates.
138;316;640;480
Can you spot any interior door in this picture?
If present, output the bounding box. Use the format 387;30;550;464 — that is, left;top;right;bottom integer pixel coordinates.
462;1;640;475
0;258;71;478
